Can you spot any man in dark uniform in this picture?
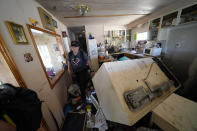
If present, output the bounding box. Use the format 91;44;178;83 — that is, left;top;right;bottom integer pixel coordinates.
67;41;94;103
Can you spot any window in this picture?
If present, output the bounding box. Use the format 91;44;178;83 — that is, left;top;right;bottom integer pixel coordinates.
136;32;147;40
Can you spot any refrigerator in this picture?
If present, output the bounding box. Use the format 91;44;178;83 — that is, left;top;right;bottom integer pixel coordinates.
162;22;197;101
87;39;99;71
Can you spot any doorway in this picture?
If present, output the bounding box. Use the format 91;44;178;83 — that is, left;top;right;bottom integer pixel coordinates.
68;26;87;53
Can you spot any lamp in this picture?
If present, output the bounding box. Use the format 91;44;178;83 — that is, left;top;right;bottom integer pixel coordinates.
75;4;89;16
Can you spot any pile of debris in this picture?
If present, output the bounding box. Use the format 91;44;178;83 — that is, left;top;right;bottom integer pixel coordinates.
63;84;108;131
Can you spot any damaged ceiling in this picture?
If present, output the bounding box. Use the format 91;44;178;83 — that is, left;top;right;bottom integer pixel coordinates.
36;0;190;27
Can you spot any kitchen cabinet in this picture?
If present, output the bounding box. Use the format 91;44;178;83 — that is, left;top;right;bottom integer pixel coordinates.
104;30;126;46
180;4;197;24
149;3;197;41
149;18;161;40
161;11;178;28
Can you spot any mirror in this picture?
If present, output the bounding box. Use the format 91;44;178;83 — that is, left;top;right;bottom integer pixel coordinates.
27;25;66;88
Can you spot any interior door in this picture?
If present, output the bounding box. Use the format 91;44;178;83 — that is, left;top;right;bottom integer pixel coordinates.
0;51;19;86
0;35;48;131
0;34;26;88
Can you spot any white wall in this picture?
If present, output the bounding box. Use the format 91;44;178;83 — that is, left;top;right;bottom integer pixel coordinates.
85;24;104;44
104;25;126;31
0;0;70;130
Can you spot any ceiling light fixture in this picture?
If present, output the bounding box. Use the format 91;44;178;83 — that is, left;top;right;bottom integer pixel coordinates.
75;4;89;16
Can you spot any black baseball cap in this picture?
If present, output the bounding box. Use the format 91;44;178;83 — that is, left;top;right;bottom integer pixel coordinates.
71;41;80;47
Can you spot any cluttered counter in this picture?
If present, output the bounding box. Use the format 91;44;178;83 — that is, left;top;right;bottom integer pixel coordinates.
98;51;152;65
114;51;151;59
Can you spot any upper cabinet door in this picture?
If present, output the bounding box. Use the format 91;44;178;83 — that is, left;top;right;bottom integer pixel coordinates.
149;18;161;40
161;11;178;28
180;4;197;24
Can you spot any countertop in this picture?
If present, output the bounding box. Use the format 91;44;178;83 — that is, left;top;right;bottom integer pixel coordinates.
99;51;153;64
111;51;152;58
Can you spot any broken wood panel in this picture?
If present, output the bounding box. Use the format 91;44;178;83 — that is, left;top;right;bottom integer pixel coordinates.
152;93;197;131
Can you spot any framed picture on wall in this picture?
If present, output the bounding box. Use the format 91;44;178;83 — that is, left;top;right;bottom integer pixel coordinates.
52;19;58;28
38;7;54;31
5;21;29;44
